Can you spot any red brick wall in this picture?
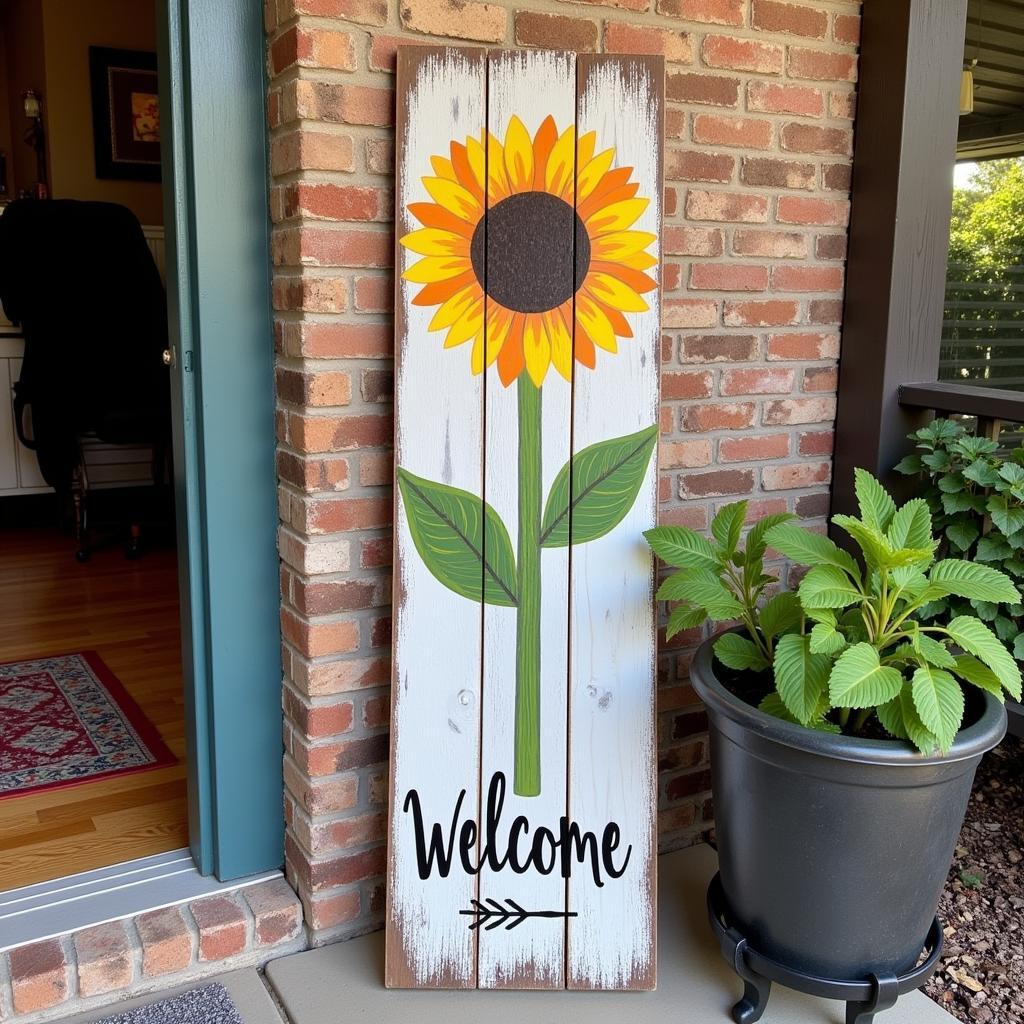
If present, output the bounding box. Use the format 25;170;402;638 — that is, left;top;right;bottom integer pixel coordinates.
266;0;861;941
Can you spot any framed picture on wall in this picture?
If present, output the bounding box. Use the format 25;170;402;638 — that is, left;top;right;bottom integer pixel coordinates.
89;47;161;182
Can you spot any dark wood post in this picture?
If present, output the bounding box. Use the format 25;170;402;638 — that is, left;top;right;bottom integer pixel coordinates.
831;0;968;515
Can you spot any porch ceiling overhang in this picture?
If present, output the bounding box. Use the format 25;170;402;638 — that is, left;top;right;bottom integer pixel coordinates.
959;0;1024;159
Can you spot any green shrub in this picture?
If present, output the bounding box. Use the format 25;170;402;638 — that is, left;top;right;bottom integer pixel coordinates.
895;418;1024;662
644;470;1021;754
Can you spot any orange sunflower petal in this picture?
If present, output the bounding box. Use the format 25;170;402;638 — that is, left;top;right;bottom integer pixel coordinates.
545;127;576;201
408;202;477;238
403;255;471;284
576;131;596;175
590;262;658;296
574;325;597;370
503;115;534;194
450;141;485;205
576;148;615;203
430;155;456;180
602;305;633;339
532;116;558;190
484;304;513;366
498;315;526;386
411;270;478;307
586;197;650;236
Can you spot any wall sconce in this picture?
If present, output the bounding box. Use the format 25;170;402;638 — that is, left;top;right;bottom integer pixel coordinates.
21;89;48;198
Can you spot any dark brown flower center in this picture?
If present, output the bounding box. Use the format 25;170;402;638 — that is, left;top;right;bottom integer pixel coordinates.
470;191;591;314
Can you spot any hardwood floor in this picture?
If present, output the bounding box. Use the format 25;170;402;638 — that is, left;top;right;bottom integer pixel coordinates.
0;526;187;891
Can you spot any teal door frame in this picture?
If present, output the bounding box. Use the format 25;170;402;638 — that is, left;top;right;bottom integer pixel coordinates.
157;0;284;880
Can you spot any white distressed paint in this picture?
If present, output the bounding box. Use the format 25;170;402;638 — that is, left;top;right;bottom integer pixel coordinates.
387;48;487;988
568;55;661;991
479;48;576;990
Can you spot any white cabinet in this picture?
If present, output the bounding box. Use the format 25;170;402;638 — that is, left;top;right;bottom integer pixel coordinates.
0;335;49;495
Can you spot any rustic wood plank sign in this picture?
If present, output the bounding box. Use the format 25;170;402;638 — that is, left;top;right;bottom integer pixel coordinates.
387;46;664;991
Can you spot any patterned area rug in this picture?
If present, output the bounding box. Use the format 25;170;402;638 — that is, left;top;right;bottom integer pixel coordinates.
0;652;175;798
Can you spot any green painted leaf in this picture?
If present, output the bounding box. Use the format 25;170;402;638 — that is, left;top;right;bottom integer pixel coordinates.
397;467;517;607
666;602;707;639
900;686;940;754
683;571;745;620
855;468;897;533
543;425;657;548
774;633;832;725
828;642;904;709
759;592;802;640
911;667;964;753
798;565;863;610
711;501;747;557
953;655;1005;699
943;616;1022;700
644;525;719;571
809;621;847;655
926;560;1020;606
887;499;933;551
763;523;860;578
714;633;769;672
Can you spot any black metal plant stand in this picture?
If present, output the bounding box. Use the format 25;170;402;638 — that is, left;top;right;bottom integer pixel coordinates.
706;874;944;1024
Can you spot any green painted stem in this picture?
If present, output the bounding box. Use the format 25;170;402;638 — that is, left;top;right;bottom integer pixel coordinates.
514;376;543;797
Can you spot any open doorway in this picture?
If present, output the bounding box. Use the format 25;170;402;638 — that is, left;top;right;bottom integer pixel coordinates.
0;0;187;890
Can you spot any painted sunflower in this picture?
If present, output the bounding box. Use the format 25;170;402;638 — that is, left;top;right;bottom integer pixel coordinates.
400;115;657;388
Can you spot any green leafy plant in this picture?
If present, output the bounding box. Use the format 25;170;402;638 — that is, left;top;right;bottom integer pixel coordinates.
895;418;1024;662
644;470;1022;754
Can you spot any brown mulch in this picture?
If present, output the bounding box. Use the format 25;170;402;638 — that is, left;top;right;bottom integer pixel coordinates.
925;735;1024;1023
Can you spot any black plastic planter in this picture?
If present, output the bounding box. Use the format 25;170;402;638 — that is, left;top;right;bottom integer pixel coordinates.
690;633;1007;1020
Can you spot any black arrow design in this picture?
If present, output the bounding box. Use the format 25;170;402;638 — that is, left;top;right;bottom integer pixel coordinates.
459;898;579;931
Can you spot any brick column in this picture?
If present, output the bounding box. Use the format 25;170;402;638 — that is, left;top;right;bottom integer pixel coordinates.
266;0;861;943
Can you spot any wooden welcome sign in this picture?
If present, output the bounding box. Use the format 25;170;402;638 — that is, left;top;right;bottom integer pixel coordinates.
387;47;664;991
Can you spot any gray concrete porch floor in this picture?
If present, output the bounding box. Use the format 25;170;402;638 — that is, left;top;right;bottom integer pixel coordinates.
59;844;956;1024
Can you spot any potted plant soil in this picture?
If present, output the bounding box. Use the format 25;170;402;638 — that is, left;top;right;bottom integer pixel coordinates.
645;470;1014;1022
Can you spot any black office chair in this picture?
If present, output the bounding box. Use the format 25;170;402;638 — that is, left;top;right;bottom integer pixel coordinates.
0;198;172;559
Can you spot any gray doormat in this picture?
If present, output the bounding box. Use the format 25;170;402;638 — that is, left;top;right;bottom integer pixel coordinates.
95;984;244;1023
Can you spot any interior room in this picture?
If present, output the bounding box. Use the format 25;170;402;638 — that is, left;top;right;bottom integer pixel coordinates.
0;0;186;890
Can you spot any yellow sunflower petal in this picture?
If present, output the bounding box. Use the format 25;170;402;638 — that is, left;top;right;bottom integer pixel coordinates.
423;177;481;222
466;135;487;192
592;230;658;261
442;299;483;348
576;294;618;353
586;272;650;313
576;131;596;174
470;330;486;374
431;155;456;180
617;250;659;272
429;285;478;331
545;308;573;383
503;115;534;194
487;133;511;204
399;228;468;257
586;197;650;236
485;305;513;366
576;148;615;202
545;127;576;201
523;315;551;387
402;255;471;284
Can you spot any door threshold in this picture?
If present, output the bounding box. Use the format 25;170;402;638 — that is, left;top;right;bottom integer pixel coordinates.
0;849;281;952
